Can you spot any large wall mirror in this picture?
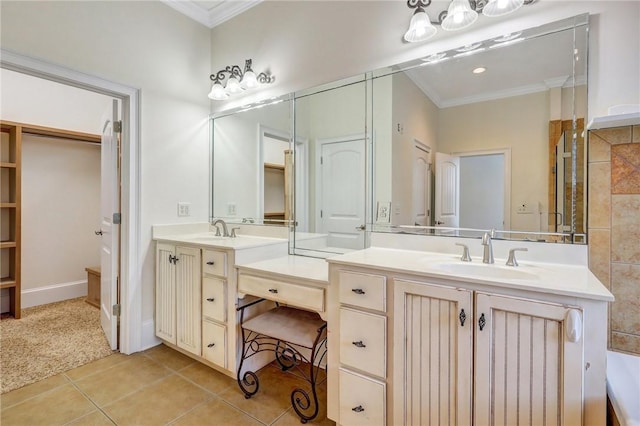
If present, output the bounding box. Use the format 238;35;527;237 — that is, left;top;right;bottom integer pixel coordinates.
371;14;588;243
210;14;589;257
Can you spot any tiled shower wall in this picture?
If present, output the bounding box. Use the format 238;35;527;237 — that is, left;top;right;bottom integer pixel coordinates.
588;124;640;355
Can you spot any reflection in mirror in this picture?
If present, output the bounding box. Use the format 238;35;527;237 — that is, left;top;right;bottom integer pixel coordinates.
211;98;291;225
372;15;588;243
292;81;368;256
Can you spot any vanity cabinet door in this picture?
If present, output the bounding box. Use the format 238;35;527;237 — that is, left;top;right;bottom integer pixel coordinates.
393;279;473;426
155;243;176;344
474;293;583;426
175;246;202;356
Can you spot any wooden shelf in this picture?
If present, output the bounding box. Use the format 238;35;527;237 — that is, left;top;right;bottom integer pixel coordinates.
0;241;17;249
0;278;17;289
1;120;100;143
0;162;17;168
0;203;17;208
264;212;285;218
264;163;285;171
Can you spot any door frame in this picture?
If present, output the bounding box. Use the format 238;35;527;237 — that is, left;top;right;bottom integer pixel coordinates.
1;49;142;354
452;148;511;231
257;124;291;221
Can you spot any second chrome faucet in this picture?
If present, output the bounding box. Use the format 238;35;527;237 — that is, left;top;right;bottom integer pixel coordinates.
481;229;495;264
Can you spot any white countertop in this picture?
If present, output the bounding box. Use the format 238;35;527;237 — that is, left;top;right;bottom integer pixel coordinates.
327;247;614;302
237;255;329;285
154;232;287;250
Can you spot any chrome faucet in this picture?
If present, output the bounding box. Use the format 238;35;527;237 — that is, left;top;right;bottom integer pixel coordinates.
211;219;230;237
481;229;495;264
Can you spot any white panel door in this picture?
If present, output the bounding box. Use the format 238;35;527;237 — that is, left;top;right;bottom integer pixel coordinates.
320;138;365;250
175;246;202;356
394;279;473;426
100;99;119;350
155;243;176;344
435;152;460;228
474;293;584;426
413;144;431;226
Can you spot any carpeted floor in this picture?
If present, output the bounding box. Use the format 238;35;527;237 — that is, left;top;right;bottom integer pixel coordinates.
0;297;114;394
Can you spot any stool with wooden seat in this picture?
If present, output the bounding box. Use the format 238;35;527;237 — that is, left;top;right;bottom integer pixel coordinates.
236;299;328;424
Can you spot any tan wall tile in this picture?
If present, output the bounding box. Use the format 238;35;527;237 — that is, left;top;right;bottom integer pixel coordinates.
633;125;640;143
611;331;640;355
611;195;640;263
588;229;611;288
611;144;640;194
588;132;611;163
610;263;640;335
588;162;611;229
592;126;632;145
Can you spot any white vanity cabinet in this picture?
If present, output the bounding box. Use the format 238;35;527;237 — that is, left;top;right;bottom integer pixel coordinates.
393;278;583;426
327;252;610;426
155;243;202;356
201;249;228;368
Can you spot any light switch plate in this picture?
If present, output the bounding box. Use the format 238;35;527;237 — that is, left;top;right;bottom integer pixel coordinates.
178;202;191;217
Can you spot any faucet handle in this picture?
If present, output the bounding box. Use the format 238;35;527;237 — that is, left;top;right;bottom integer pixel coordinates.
230;227;240;238
455;243;472;262
214;226;222;237
506;248;528;267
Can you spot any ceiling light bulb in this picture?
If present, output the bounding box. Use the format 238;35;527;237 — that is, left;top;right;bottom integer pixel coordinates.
404;8;437;43
225;76;243;94
483;0;524;17
442;0;478;31
208;82;228;100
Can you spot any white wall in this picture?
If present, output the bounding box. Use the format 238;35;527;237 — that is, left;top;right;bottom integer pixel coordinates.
1;0;211;341
210;1;640;121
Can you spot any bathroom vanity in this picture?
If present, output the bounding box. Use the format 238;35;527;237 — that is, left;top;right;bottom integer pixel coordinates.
325;236;613;426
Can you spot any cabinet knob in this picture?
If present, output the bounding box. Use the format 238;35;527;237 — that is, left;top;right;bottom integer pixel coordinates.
206;298;215;302
207;343;216;348
459;308;466;326
352;340;366;348
352;405;364;413
268;288;278;294
478;313;486;331
351;288;365;295
206;261;215;265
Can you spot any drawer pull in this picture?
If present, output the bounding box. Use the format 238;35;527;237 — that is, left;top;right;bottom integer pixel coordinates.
206;297;215;302
207;343;216;348
459;308;466;327
351;288;366;295
478;313;486;331
268;288;278;294
206;261;215;265
352;405;365;413
352;340;366;348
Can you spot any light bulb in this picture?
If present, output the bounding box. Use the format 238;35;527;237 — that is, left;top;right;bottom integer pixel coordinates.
226;76;243;94
208;82;228;100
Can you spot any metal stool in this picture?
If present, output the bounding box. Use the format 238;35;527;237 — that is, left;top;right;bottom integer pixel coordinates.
236;299;328;423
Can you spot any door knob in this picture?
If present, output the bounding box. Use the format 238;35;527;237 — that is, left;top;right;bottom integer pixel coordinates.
95;230;103;235
356;224;366;231
436;221;445;225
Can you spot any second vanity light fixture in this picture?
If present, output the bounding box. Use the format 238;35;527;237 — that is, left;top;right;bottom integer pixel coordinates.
403;0;535;43
208;59;275;100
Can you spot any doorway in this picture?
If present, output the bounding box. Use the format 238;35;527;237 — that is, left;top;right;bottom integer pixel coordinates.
1;49;141;354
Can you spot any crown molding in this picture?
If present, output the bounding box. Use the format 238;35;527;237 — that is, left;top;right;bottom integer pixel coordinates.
160;0;262;29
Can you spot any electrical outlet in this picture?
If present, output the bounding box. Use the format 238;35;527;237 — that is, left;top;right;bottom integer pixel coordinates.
516;202;533;214
177;202;190;217
227;202;237;216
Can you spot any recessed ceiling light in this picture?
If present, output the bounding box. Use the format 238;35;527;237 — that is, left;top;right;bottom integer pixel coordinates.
473;67;487;74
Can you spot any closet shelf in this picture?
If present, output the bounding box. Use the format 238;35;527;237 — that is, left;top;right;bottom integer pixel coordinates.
1;162;17;168
0;277;17;289
264;212;285;217
264;163;285;171
0;203;17;208
0;241;17;249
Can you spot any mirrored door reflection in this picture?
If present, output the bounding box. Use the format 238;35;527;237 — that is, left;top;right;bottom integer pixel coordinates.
293;81;367;256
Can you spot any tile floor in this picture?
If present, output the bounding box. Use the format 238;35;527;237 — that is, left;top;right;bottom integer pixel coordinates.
0;344;334;426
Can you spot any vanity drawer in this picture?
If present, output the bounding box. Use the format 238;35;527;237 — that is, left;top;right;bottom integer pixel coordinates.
339;368;386;426
339;271;386;312
238;274;324;313
202;320;226;367
340;307;386;377
202;277;226;323
202;250;227;277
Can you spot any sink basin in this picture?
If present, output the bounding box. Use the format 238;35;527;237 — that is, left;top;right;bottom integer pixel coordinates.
189;234;229;241
428;262;538;281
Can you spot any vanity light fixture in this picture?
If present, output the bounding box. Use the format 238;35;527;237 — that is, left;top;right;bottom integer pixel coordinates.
208;59;275;101
403;0;535;43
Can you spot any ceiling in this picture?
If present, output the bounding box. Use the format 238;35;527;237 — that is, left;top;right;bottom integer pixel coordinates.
160;0;262;28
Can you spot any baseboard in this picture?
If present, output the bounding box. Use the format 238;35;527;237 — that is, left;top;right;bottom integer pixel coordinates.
141;318;161;352
21;280;88;309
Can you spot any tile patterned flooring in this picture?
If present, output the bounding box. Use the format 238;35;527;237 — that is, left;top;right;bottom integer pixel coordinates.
0;344;334;426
